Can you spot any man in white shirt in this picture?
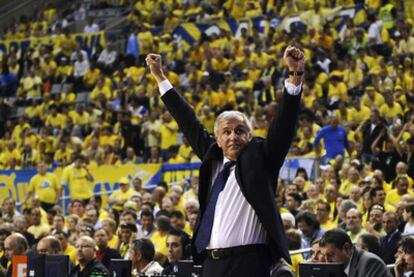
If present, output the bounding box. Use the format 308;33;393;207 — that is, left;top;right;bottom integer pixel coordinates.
146;46;304;276
83;17;100;34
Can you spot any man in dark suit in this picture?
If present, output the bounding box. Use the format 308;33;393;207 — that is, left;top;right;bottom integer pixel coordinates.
320;229;391;277
146;46;305;277
380;211;402;265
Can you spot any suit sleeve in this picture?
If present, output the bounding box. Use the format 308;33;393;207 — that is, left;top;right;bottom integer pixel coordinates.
364;258;393;277
264;88;301;169
161;88;215;160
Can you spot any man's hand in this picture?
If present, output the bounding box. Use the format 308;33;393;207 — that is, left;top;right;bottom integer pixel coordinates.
284;46;305;86
146;53;166;83
284;46;305;72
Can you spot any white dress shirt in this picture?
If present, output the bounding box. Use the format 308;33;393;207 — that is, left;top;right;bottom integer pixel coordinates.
158;77;302;248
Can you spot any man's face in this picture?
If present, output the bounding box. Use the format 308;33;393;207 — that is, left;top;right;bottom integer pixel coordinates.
404;253;414;272
4;237;16;260
320;243;351;264
310;243;323;262
285;196;298;210
166;235;183;264
397;179;409;195
346;210;361;232
141;215;153;231
72;202;85;216
216;118;251;161
120;228;132;243
94;229;108;248
316;204;329;221
382;214;398;234
54;233;68;249
171;217;185;230
53;216;65;230
31;210;41;225
86;210;98;224
297;220;313;238
3;199;14;213
36;240;49;254
374;190;386;204
369;209;383;227
75;239;95;264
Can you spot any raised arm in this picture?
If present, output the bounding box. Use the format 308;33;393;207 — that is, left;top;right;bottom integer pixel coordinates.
265;46;304;168
146;54;215;159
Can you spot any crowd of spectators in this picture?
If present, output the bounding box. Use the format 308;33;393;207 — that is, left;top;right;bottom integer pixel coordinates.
1;0;414;276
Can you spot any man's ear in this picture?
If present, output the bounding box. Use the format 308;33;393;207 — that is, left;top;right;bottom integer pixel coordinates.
215;135;222;148
343;242;352;256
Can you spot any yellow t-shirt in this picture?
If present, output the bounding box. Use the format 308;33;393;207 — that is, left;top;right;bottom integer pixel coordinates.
160;121;178;150
109;188;134;211
108;235;119;250
151;231;168;257
385;189;414;208
64;244;77;264
27;223;50;239
61;165;93;200
28;172;61;204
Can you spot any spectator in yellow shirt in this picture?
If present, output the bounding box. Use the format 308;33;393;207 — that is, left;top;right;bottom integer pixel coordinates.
108;177;134;212
23;161;62;211
61;155;94;203
385;175;412;209
27;207;51;240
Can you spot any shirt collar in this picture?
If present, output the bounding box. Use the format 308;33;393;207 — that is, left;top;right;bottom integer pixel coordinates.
344;249;354;275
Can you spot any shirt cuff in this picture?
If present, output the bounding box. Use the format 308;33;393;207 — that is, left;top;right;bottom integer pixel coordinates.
158;80;173;96
284;79;302;96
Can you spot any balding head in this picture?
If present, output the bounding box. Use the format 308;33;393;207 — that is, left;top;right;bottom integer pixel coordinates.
75;236;96;266
4;233;28;259
37;235;62;254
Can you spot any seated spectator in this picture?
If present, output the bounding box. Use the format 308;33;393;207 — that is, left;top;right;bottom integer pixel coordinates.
309;239;323;262
319;229;391;277
356;234;380;256
69;236;109;277
345;208;366;243
285;229;304;275
36;235;62;255
394;236;414;277
1;197;21;223
27;207;50;240
296;211;325;258
53;230;77;264
403;203;414;234
118;222;137;258
161;228;191;275
108;177;133;212
129;238;163;275
379;211;401;265
94;228;121;269
13;215;35;247
3;233;28;277
137;210;156;239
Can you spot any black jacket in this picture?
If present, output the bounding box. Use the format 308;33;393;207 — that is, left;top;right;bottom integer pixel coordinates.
97;247;122;269
69;258;109;277
161;87;301;264
379;230;402;265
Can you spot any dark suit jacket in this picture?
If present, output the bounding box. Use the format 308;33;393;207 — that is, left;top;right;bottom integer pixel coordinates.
97;247;122;269
161;87;301;264
379;230;402;265
348;248;392;277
